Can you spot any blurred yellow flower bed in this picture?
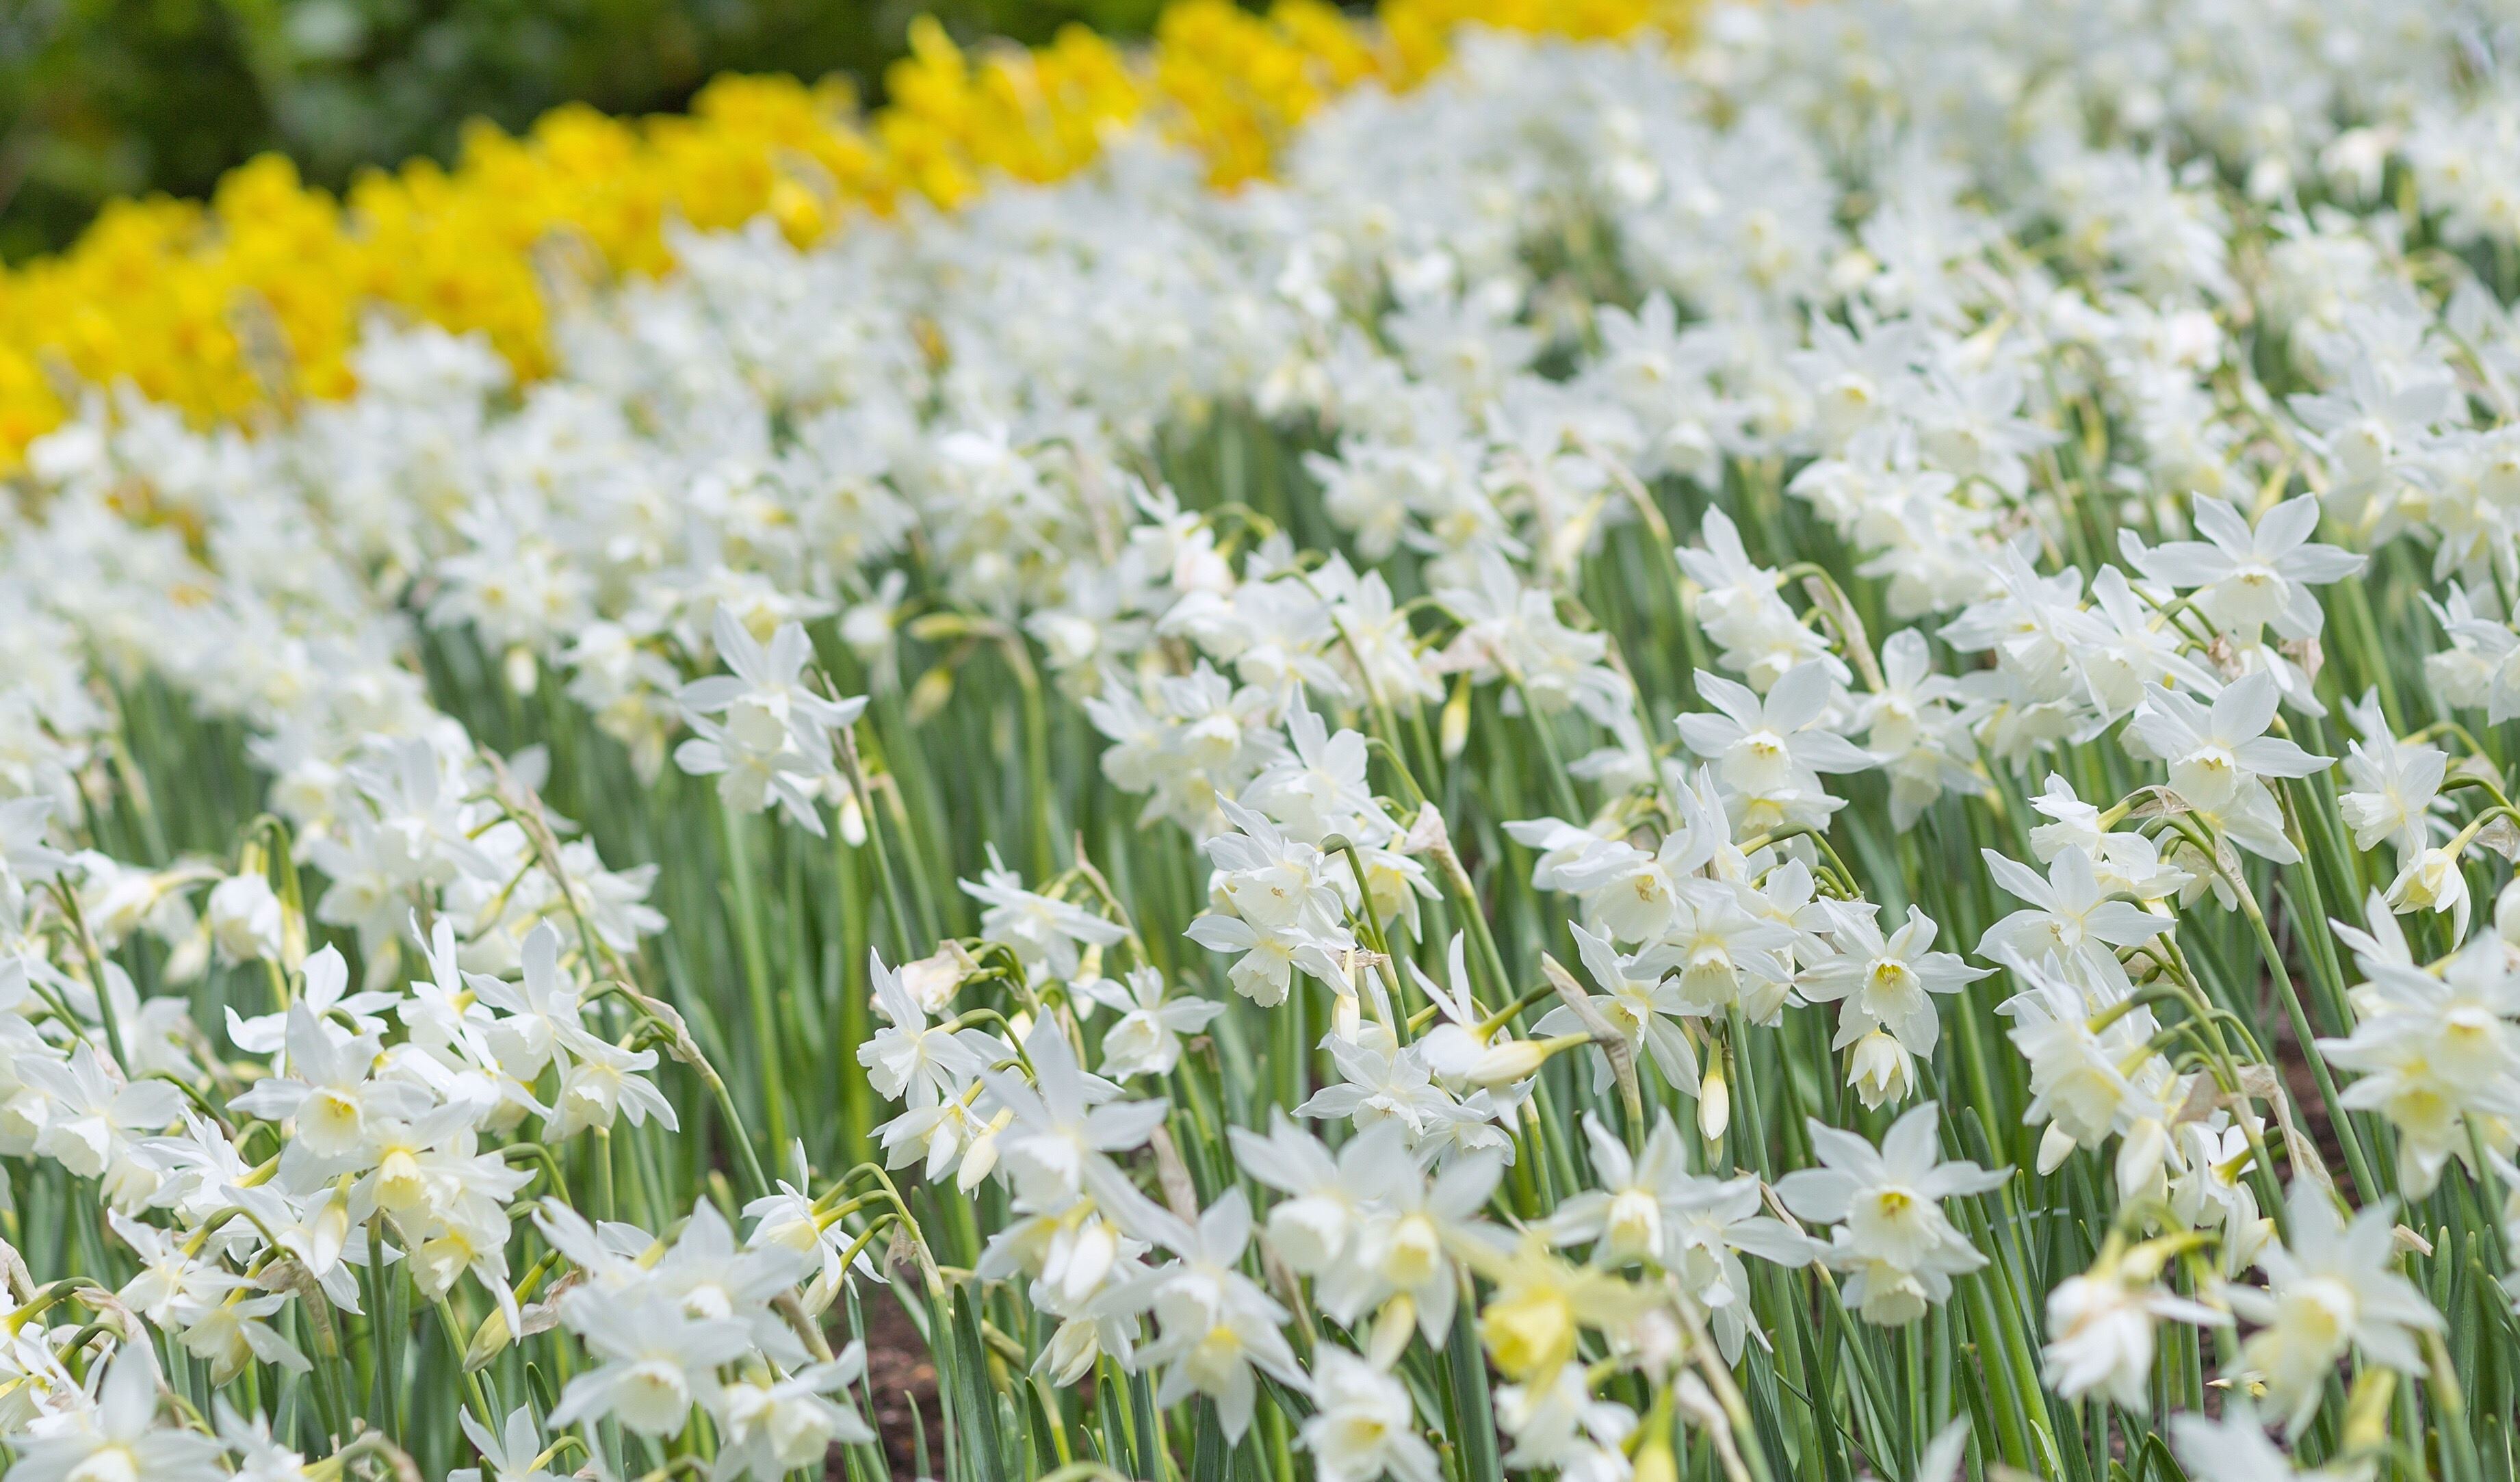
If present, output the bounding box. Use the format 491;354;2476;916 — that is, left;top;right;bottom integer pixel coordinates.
0;0;1676;469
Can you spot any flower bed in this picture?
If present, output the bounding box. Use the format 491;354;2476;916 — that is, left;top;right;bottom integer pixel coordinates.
1;1;2517;1479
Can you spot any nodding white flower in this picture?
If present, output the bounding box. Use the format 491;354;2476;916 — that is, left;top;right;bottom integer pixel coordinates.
857;949;991;1107
1301;1347;1442;1482
1079;967;1224;1079
678;607;867;760
108;1211;240;1327
1846;1028;1918;1109
878;1085;1006;1191
226;942;398;1058
1084;661;1282;838
1310;1129;1502;1344
345;1099;528;1227
980;1015;1170;1210
1942;546;2091;705
548;1292;752;1438
1098;1189;1306;1444
547;1028;681;1140
1546;1113;1687;1268
1664;1171;1822;1362
1546;821;1720;946
744;1147;875;1311
2172;1119;2270;1276
1978;845;2171;985
2337;701;2447;861
2041;1246;2230;1409
1677;663;1874;801
1242;701;1399;847
673;705;831;834
1201;799;1355;936
1232;1111;1384;1273
2227;1182;2445;1439
1998;954;2167;1150
1799;901;1988;1058
2120;493;2365;644
1678;507;1844;690
1776;1102;2008;1326
457;922;586;1087
2170;1401;2363;1482
2318;934;2520;1197
8;1345;225;1482
960;847;1127;981
1182;909;1350;1006
449;1407;562;1482
645;1201;815;1364
1036;1241;1153;1386
2027;773;2109;862
2126;673;2332;863
1632;881;1799;1019
2020;776;2194;902
18;1043;186;1210
1548;1113;1813;1361
205;871;284;964
2072;566;2219;721
173;1290;310;1385
716;1348;879;1476
1531;924;1702;1095
1860;629;1984;827
2382;844;2473;941
1296;1029;1508;1165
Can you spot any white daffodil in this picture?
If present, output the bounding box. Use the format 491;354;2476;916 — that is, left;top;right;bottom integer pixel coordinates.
547;1292;752;1438
1301;1347;1441;1482
1097;1188;1308;1444
2041;1247;2229;1409
7;1346;224;1482
1799;901;1988;1059
2227;1182;2445;1438
2127;673;2332;863
960;846;1128;981
1777;1102;2008;1325
2120;493;2365;644
1078;966;1225;1080
2318;934;2520;1197
1978;845;2172;987
1677;663;1875;801
980;1016;1170;1211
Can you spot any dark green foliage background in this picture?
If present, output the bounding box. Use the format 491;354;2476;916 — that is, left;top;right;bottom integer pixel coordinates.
0;0;1164;263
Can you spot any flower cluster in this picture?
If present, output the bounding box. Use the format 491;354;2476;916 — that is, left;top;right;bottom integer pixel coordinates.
0;0;1672;476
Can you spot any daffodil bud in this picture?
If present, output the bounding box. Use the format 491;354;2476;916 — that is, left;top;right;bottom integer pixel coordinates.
1441;674;1472;759
1846;1028;1914;1109
207;871;283;963
1368;1295;1416;1369
1464;1036;1554;1087
1699;1060;1730;1141
2342;1368;2395;1456
1633;1430;1680;1482
2114;1118;2170;1204
1482;1286;1575;1382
